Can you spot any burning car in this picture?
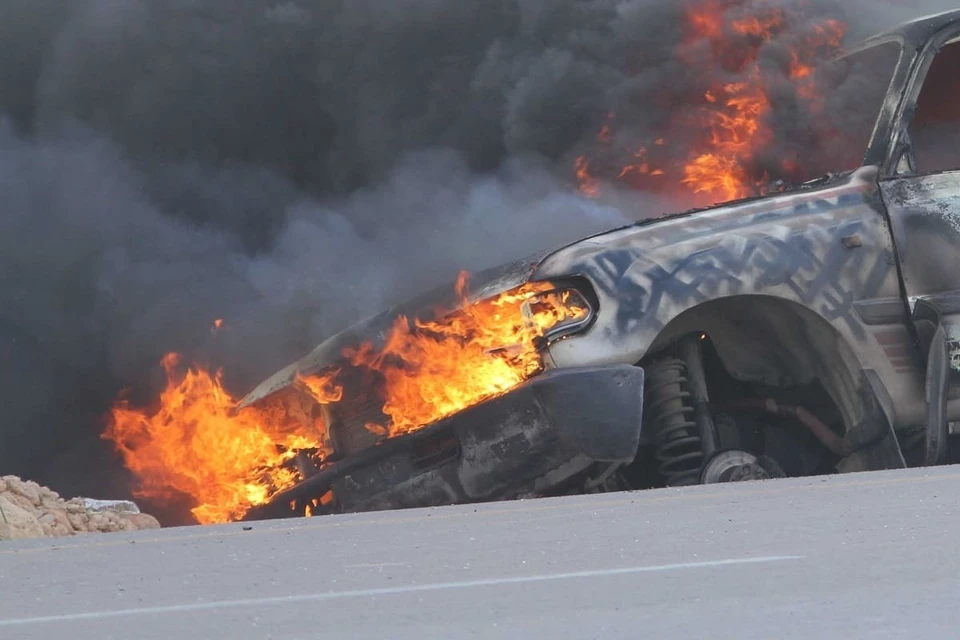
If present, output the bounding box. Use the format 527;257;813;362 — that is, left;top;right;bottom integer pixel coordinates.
105;8;960;524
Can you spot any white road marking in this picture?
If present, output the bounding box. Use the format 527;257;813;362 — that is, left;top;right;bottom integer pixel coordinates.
0;555;802;627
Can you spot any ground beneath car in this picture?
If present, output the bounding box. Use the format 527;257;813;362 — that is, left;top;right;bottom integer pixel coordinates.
0;466;956;639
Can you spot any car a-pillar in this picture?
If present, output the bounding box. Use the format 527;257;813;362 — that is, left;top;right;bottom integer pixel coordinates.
627;295;906;489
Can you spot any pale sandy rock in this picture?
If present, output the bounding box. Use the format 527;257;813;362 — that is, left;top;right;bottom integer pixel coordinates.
66;511;90;531
7;479;42;507
0;476;162;540
38;512;72;537
37;512;56;534
65;500;87;515
0;495;44;540
6;491;36;512
125;513;161;530
95;513;121;534
39;510;73;537
86;512;106;532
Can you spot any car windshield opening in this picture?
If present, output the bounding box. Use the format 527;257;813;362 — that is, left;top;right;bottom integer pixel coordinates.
792;41;902;183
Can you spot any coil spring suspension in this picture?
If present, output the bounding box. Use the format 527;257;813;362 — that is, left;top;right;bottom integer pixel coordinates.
645;358;703;486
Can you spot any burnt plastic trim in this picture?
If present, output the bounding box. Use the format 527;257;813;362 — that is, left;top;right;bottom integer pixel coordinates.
853;297;909;325
243;365;644;520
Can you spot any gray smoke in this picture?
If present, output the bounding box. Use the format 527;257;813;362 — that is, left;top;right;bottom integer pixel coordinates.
0;0;952;505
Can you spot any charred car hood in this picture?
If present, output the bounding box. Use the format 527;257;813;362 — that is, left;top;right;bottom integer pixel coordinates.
237;251;553;408
238;170;851;410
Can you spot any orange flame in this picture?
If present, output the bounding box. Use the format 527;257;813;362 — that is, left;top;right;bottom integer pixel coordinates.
575;1;846;203
687;1;724;39
296;371;344;405
345;277;588;436
597;124;613;144
104;354;341;524
731;9;784;39
105;274;588;523
576;155;600;198
682;78;772;201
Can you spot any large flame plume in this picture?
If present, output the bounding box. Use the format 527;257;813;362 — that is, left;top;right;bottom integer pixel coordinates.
346;274;588;437
104;274;588;524
104;354;341;524
577;0;846;203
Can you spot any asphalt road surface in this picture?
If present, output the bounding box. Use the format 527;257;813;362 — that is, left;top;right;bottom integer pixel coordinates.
1;467;959;639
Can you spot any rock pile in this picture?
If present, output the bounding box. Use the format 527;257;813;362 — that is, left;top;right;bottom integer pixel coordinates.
0;476;161;541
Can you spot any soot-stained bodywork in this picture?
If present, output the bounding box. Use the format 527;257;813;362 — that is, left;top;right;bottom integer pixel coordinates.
245;365;644;520
241;9;960;519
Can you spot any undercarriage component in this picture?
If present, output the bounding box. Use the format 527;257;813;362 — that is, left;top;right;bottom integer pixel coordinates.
723;398;848;457
699;449;785;483
644;358;703;486
677;336;719;456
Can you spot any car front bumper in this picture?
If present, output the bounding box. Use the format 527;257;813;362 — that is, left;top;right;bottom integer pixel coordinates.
244;364;645;520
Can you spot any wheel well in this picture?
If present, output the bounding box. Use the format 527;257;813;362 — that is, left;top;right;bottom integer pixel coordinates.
643;294;868;434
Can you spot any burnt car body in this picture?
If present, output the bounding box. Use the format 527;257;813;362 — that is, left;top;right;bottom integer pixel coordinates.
242;9;960;519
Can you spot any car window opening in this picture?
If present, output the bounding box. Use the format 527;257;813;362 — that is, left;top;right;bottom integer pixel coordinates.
910;40;960;174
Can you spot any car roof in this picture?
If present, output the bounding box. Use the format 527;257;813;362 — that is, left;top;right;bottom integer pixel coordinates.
851;8;960;54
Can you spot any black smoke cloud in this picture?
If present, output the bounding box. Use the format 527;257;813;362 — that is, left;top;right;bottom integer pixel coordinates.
0;0;952;502
0;122;626;500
